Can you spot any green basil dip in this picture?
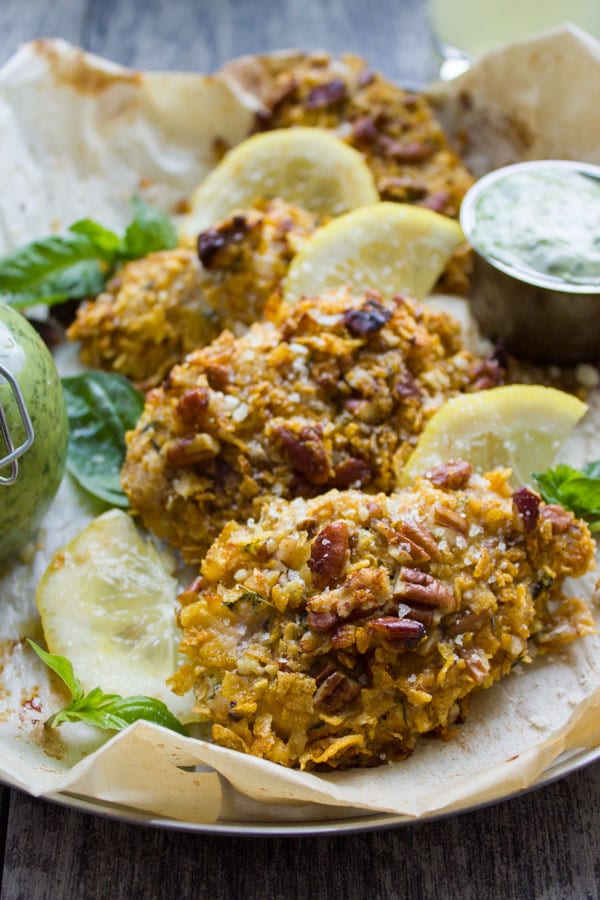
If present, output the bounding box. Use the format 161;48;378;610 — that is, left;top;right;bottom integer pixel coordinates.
471;166;600;286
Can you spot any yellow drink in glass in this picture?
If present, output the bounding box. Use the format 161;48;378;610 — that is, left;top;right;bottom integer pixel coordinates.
430;0;600;77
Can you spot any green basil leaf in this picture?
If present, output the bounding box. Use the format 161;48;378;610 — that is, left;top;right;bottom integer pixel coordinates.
69;219;121;259
535;461;600;528
27;640;83;701
69;687;122;711
0;234;110;307
104;696;188;735
583;459;600;479
47;707;131;731
30;642;188;736
0;201;176;307
120;196;178;259
61;371;145;507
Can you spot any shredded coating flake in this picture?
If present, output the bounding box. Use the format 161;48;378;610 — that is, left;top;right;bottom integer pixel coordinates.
251;51;474;292
169;473;595;770
68;199;316;389
122;288;495;562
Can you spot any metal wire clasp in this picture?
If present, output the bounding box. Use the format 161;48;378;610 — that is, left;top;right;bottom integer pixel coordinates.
0;361;34;485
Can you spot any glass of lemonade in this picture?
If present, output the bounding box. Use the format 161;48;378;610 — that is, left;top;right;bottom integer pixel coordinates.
430;0;600;78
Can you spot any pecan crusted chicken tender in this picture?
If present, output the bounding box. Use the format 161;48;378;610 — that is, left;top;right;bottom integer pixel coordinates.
251;52;472;218
122;289;494;562
170;473;595;770
246;51;474;291
68;199;315;389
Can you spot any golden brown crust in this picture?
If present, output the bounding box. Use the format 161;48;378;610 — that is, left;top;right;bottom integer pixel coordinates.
246;52;474;295
225;51;473;219
169;473;595;769
68;199;316;389
122;288;496;563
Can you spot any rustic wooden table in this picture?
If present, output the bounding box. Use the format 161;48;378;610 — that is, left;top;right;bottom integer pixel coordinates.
1;1;600;898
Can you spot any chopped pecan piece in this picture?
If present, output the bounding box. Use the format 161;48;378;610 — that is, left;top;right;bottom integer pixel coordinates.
307;567;391;621
445;610;489;637
420;190;450;213
343;296;392;336
392;370;421;401
460;652;490;684
397;520;442;561
308;521;350;590
197;214;250;268
313;671;360;713
269;76;300;114
271;423;331;484
471;358;505;391
164;433;220;467
402;604;435;627
311;358;343;395
351;115;378;143
394;567;456;611
425;460;472;491
381;520;431;565
433;504;468;535
204;363;229;392
512;486;541;533
313;660;337;687
540;504;573;534
378;176;428;201
357;67;375;87
366;616;425;646
307;610;340;633
175;387;210;427
306;78;348;109
331;457;372;489
381;138;436;162
331;623;357;650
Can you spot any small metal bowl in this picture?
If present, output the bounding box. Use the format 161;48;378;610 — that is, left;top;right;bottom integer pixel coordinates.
460;160;600;364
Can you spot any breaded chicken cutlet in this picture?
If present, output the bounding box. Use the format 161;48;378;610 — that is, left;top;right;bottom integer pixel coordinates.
241;51;474;293
69;55;473;390
68;199;316;389
122;288;500;563
170;472;595;769
252;52;471;217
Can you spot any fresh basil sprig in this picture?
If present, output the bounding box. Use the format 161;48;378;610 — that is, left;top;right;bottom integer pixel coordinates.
534;460;600;532
61;370;145;507
28;640;187;736
0;197;178;308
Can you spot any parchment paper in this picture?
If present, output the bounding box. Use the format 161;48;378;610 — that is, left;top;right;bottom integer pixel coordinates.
1;32;600;826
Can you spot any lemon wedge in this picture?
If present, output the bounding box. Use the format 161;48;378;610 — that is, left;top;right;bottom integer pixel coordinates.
36;509;194;721
182;127;379;234
283;202;464;303
399;385;587;487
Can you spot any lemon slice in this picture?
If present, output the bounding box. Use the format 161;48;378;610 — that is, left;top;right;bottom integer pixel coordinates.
182;127;379;234
283;202;464;303
36;509;194;721
399;385;587;487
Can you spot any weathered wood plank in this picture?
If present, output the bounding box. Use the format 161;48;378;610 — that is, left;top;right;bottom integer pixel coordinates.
1;0;438;83
0;0;90;65
0;787;8;899
3;763;600;900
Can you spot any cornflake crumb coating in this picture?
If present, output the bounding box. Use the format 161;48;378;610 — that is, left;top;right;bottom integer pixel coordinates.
122;289;497;562
169;473;595;770
253;51;474;292
67;199;316;389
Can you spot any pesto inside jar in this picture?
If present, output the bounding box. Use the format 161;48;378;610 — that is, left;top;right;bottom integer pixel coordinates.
470;166;600;286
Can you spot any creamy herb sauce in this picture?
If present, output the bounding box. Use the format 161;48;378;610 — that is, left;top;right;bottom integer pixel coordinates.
472;168;600;285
